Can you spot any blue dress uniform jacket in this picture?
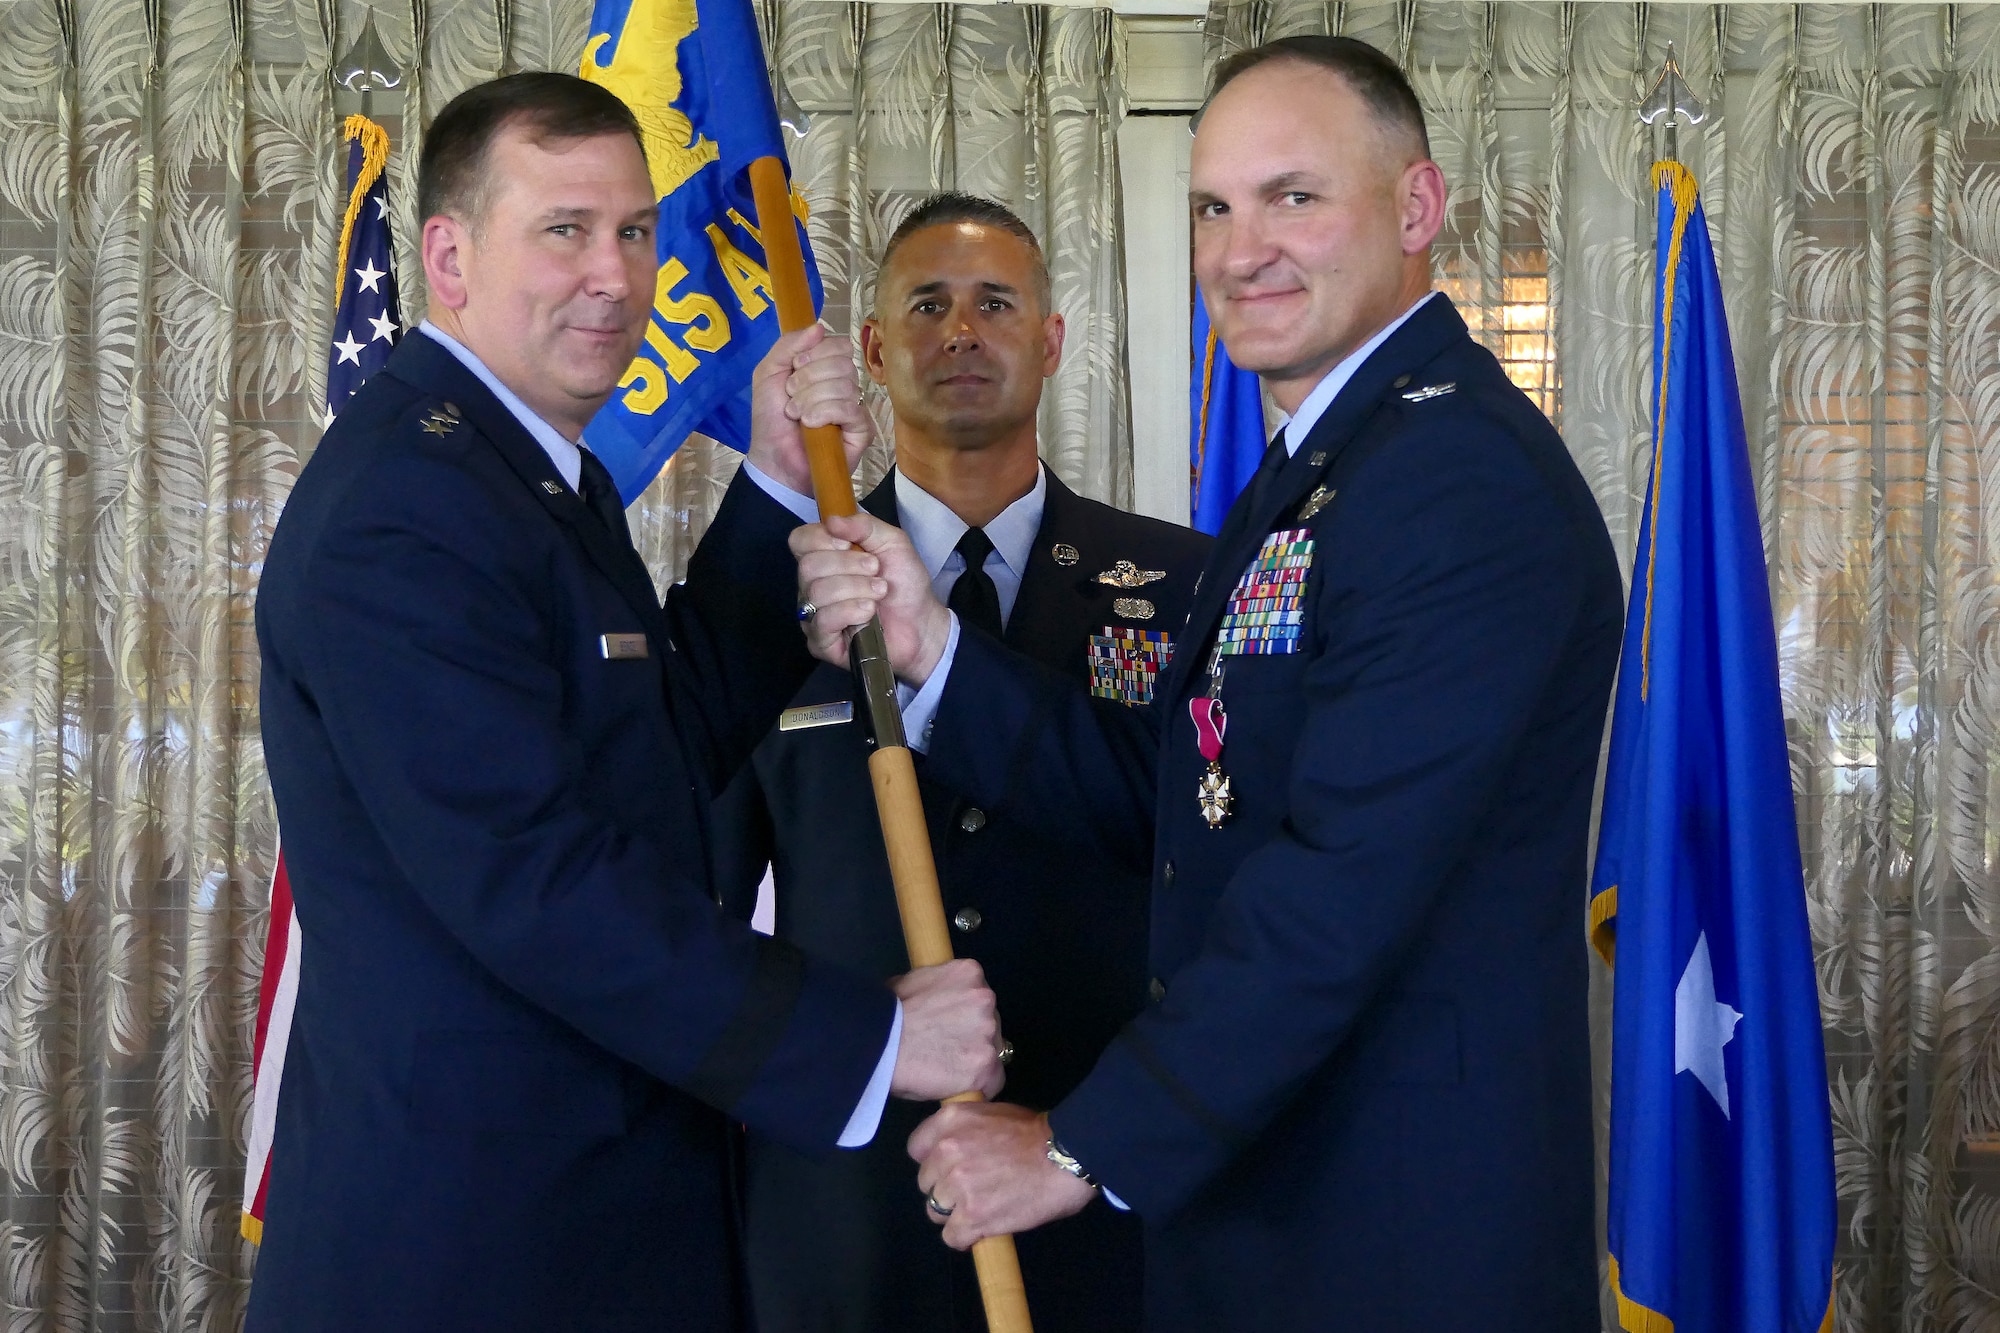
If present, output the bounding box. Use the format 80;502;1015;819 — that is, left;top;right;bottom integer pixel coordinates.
712;469;1208;1332
922;298;1623;1331
248;334;895;1333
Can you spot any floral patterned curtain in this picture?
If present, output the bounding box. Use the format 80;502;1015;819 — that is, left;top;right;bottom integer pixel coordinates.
0;1;1126;1328
1202;3;2000;1328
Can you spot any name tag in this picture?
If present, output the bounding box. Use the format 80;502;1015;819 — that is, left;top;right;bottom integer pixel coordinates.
779;701;854;732
599;633;649;660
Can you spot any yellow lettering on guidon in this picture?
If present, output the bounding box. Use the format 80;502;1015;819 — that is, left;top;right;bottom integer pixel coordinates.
657;259;730;355
706;224;775;319
618;259;735;415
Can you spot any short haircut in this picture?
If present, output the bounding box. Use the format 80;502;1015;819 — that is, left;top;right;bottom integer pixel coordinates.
877;192;1052;314
418;72;647;227
1208;35;1430;161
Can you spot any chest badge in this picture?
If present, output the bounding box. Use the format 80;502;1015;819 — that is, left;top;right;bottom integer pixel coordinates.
1112;597;1156;621
1297;485;1335;522
1096;560;1166;588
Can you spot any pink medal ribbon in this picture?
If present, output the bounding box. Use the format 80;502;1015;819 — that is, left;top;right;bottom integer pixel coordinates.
1189;697;1233;829
1189;697;1227;759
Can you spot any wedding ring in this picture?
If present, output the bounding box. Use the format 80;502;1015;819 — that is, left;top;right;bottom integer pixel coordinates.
797;601;818;623
997;1039;1015;1066
926;1192;954;1217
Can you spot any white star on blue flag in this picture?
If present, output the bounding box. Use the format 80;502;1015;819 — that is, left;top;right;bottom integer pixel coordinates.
327;117;402;420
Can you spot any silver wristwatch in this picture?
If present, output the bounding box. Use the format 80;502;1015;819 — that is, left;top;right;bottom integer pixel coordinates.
1045;1137;1097;1189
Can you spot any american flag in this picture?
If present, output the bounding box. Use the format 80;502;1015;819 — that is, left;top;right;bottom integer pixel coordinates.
244;113;402;1246
324;114;402;421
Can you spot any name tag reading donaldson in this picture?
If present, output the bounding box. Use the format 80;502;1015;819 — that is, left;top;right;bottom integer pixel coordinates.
779;701;854;732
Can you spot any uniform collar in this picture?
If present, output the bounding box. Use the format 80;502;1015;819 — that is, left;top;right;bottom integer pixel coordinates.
418;321;584;492
894;462;1047;580
1278;291;1440;456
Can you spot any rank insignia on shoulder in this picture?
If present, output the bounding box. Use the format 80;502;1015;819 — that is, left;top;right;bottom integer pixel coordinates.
1217;528;1314;657
1089;626;1173;705
1401;382;1456;403
1113;597;1156;621
1297;485;1335;522
1052;543;1080;566
1096;559;1167;588
420;401;462;436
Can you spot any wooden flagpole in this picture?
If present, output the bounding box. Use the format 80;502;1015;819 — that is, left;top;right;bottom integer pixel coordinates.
746;156;1036;1333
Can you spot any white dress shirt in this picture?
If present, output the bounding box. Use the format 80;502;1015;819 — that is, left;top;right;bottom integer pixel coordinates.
417;324;900;1148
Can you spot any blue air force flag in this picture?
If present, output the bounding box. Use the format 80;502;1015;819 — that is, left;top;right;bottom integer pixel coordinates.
1589;161;1836;1333
581;0;822;502
1189;284;1267;535
326;115;402;423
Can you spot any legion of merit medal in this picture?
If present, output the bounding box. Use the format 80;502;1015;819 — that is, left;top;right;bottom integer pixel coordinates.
1190;689;1232;829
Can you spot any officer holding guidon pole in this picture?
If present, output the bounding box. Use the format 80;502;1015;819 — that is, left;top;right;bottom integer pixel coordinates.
794;35;1624;1332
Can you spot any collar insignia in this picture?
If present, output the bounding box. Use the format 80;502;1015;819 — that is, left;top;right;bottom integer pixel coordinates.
1401;382;1456;403
1052;543;1080;566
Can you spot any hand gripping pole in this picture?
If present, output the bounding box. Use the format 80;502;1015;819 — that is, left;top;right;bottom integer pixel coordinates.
747;156;1035;1333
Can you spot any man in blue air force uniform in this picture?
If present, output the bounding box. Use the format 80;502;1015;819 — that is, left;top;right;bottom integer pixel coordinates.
794;38;1623;1332
249;74;1003;1333
713;194;1208;1333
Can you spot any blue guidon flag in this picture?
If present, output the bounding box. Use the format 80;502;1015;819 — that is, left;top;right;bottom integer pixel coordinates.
1590;160;1837;1333
1189;282;1267;535
581;0;822;502
324;114;403;424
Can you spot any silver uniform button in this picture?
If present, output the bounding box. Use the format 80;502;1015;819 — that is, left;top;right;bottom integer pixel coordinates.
1149;977;1167;1003
959;807;987;833
953;907;984;933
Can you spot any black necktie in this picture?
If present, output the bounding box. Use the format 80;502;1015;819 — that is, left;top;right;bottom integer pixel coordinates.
577;448;635;550
1246;427;1292;514
948;527;1004;640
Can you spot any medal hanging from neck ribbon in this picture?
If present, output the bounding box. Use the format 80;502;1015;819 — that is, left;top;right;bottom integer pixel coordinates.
1190;695;1232;829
